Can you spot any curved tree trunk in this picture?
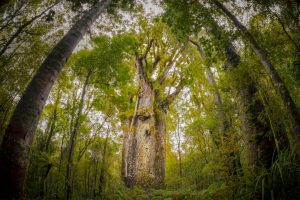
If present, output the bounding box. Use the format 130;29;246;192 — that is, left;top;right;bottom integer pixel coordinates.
0;0;112;199
213;0;300;156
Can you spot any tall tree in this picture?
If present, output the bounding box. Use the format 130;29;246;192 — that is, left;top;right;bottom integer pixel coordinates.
65;70;91;200
163;0;277;172
212;0;300;156
122;22;191;188
0;0;112;198
189;39;228;139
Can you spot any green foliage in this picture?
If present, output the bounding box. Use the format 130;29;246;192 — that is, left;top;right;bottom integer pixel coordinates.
1;1;300;199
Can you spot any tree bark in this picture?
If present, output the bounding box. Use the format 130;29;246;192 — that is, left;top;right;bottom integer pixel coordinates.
123;76;166;188
213;0;300;156
0;0;111;199
122;52;181;188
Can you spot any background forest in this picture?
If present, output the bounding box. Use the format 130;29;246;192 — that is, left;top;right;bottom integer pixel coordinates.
0;0;300;199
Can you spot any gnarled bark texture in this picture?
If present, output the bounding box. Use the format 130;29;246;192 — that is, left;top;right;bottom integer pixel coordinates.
122;67;167;188
0;0;111;199
122;40;184;188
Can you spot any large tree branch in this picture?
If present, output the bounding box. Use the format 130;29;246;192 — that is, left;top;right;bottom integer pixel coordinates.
189;39;206;59
135;39;156;84
135;52;147;82
142;39;154;60
157;49;181;84
164;79;184;106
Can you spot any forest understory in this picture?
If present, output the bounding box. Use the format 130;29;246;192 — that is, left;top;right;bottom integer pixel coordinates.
1;0;300;199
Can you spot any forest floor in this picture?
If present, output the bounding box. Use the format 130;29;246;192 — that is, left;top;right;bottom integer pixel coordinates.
117;188;209;200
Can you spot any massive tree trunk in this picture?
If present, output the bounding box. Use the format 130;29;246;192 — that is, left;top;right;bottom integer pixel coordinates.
122;42;183;188
0;1;111;198
120;24;186;189
122;75;167;188
213;0;300;156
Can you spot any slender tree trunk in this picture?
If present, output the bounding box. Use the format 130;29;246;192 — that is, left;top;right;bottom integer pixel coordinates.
65;71;91;200
175;119;182;179
44;90;61;152
84;167;87;197
87;165;91;197
0;1;111;198
189;40;228;136
213;0;300;156
39;163;52;197
93;158;99;198
99;127;110;198
55;131;66;199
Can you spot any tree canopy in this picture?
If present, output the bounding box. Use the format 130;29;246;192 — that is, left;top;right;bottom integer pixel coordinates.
0;0;300;199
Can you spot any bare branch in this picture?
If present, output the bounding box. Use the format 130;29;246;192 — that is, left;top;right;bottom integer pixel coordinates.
189;39;206;59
